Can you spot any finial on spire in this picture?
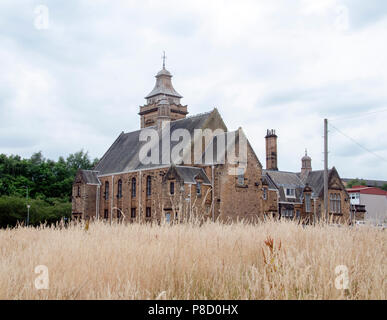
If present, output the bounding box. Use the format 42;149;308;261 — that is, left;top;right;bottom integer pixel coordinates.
305;148;307;156
162;51;166;69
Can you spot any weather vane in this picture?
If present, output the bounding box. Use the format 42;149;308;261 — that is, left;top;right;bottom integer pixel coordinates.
162;51;166;69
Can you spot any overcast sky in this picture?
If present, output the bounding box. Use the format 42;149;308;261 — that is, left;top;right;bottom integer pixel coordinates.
1;0;386;180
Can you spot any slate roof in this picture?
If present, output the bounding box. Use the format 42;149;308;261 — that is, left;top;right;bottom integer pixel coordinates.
264;167;347;203
263;170;304;203
164;165;211;185
200;128;262;168
301;170;327;197
261;173;278;190
302;168;348;198
94;111;213;175
80;170;101;185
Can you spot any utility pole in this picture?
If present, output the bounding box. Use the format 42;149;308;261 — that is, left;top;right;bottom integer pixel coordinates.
324;118;329;222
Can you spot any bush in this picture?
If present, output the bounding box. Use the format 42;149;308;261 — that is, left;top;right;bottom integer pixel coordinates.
0;196;71;228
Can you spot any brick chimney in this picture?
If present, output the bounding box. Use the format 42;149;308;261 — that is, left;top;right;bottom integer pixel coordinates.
265;129;278;171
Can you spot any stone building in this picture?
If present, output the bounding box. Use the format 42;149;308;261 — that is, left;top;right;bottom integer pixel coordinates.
72;62;350;224
72;64;274;223
263;133;351;223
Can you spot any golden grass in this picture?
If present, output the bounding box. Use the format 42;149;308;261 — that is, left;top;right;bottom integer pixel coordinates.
0;220;385;300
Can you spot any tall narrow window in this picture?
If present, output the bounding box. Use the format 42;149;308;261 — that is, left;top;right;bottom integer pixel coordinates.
131;178;136;198
263;188;267;200
237;167;244;185
146;176;152;196
330;193;336;213
305;193;311;212
337;194;341;213
117;209;121;219
117;179;122;198
104;209;108;220
196;181;201;195
131;208;136;218
104;181;109;200
170;182;175;195
146;207;151;218
77;186;80;197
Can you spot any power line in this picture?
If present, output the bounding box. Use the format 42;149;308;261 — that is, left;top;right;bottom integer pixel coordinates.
328;123;387;163
330;107;387;122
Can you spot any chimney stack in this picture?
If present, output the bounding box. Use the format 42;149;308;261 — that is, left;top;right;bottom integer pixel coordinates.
265;129;278;171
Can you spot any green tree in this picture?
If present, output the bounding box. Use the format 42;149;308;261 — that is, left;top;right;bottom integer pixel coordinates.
346;178;367;188
0;150;98;227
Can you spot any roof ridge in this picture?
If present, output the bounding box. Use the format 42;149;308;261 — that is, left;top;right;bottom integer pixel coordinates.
171;110;213;123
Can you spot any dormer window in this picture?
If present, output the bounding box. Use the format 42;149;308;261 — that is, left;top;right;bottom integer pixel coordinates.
286;188;295;197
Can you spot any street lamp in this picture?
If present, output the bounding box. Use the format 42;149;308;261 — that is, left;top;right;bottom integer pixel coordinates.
27;204;30;226
25;186;30;226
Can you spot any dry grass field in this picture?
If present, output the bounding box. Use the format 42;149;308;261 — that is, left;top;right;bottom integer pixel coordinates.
0;220;385;300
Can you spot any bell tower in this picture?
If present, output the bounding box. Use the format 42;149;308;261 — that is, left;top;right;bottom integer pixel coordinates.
139;54;188;128
300;149;312;181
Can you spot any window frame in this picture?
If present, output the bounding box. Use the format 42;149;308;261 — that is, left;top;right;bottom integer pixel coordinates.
196;181;201;195
286;188;296;198
305;193;311;213
104;181;109;200
146;176;152;196
131;178;136;198
117;179;122;199
237;167;245;186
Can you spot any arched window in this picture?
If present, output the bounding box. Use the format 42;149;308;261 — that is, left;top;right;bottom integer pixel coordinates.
170;181;175;195
146;176;152;196
131;178;136;198
104;181;109;200
117;179;122;198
